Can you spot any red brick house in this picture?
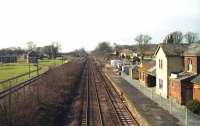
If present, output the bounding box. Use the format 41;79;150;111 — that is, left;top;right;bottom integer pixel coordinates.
139;60;156;87
185;42;200;102
184;43;200;74
169;42;200;104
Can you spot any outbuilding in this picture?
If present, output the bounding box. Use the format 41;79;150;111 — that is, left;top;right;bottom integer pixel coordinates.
0;54;17;63
138;60;156;87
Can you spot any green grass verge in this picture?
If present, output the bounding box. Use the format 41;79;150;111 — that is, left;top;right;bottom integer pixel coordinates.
0;58;64;91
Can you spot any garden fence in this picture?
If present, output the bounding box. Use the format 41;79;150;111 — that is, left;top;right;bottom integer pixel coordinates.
121;72;200;126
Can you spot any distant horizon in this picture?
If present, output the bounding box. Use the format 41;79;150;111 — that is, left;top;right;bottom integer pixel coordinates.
1;36;199;53
0;0;199;52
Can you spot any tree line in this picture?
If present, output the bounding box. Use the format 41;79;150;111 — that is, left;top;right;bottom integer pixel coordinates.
92;31;199;58
0;41;61;59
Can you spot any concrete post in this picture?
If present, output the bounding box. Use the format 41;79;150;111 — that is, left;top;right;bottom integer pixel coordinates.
151;88;153;99
160;95;162;106
170;99;172;113
185;108;188;126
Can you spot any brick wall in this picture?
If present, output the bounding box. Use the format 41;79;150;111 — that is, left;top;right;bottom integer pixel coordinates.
184;56;199;74
193;84;200;102
169;79;182;104
169;78;193;104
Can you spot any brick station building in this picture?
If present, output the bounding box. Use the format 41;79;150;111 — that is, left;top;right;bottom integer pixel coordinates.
169;42;200;104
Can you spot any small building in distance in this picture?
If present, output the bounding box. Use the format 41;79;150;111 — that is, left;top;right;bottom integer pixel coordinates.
0;53;17;63
120;48;134;59
138;60;156;87
129;64;139;80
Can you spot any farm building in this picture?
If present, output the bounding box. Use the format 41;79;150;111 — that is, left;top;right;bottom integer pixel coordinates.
0;54;17;63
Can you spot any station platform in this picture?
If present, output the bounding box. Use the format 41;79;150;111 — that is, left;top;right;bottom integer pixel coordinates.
105;67;182;126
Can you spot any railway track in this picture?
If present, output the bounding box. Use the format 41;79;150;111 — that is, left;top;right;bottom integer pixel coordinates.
81;60;103;126
80;58;139;126
97;65;139;126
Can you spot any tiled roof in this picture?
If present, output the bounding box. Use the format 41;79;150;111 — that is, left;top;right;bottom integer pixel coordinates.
191;74;200;84
0;53;16;57
136;44;158;56
139;60;156;75
184;42;200;56
120;49;134;54
148;66;156;76
155;44;188;56
177;72;195;80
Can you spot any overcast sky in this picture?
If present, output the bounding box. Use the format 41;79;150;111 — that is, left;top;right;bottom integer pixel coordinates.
0;0;199;52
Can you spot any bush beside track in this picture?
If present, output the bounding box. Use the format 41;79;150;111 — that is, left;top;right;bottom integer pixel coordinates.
0;59;86;126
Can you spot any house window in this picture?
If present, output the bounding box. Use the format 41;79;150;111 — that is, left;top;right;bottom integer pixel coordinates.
159;79;163;89
187;58;192;72
159;59;163;69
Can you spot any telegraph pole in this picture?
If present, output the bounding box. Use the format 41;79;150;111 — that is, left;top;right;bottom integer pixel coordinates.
37;61;39;76
29;61;31;78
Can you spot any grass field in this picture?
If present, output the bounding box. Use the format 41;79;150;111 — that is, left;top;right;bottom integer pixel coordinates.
0;58;64;91
0;58;63;81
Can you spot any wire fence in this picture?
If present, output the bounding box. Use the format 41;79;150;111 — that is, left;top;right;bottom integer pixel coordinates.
121;72;200;126
0;71;46;126
0;68;43;93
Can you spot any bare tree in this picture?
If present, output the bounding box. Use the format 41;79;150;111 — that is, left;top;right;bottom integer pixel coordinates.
27;41;36;51
184;32;198;44
135;34;151;60
92;42;113;58
163;31;183;44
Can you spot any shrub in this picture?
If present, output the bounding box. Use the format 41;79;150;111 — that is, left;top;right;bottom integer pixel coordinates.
186;100;200;114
